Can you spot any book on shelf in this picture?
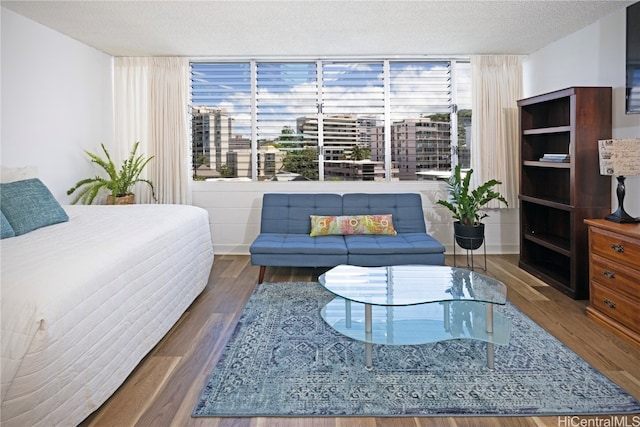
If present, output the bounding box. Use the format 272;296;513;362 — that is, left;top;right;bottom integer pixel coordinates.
539;153;570;163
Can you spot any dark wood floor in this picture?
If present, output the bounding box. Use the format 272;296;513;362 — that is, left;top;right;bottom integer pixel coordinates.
81;255;640;427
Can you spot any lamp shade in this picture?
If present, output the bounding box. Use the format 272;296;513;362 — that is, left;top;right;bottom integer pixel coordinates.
598;138;640;176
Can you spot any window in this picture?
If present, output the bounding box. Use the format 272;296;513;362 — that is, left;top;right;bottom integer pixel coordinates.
389;61;452;181
454;61;472;169
321;61;385;181
191;63;251;179
191;59;471;181
257;62;319;181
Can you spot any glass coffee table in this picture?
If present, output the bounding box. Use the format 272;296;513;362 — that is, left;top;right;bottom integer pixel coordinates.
319;265;511;370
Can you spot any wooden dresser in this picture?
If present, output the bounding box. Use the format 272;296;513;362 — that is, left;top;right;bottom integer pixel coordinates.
584;219;640;347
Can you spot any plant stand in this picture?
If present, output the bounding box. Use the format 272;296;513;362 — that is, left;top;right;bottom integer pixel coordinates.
453;232;487;271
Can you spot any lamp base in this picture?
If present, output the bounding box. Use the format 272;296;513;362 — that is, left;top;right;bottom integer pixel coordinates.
605;210;640;223
605;175;640;223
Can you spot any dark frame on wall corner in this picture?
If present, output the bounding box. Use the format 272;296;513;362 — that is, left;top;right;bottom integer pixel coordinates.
626;1;640;114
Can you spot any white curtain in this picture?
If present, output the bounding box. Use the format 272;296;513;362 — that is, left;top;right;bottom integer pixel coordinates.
470;55;523;209
114;57;191;204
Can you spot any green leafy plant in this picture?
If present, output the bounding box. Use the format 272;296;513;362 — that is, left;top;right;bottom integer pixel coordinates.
67;142;156;205
437;164;508;226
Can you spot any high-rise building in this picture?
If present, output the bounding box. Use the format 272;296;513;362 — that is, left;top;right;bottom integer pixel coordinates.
192;106;286;180
296;114;379;160
191;106;233;173
371;117;452;180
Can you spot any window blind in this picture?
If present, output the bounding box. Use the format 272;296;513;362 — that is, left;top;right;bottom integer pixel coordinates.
256;62;319;181
389;61;452;179
191;63;252;179
320;61;385;181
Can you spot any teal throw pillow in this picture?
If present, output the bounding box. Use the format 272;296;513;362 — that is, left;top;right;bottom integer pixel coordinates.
0;178;69;236
1;210;15;239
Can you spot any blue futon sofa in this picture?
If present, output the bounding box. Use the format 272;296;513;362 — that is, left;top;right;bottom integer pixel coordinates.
250;193;445;283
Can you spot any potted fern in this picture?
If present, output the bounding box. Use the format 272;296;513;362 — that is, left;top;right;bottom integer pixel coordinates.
67;142;156;205
437;164;508;250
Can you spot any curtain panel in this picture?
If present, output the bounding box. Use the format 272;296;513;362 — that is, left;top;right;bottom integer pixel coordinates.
114;57;191;204
470;55;523;209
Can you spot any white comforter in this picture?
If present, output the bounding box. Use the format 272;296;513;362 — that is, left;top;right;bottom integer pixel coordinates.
0;204;214;427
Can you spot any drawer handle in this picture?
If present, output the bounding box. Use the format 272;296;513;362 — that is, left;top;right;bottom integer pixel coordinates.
603;299;616;309
610;244;624;253
603;270;616;279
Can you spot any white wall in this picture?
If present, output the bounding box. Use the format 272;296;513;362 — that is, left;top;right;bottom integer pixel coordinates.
193;180;519;256
524;8;640;218
1;7;114;202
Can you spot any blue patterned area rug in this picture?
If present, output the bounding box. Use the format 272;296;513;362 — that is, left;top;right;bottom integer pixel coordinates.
193;282;640;417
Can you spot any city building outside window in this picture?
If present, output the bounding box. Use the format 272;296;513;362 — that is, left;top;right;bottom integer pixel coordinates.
190;59;471;182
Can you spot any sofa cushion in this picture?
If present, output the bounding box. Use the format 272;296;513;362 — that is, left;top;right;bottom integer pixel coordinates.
0;178;69;236
1;210;15;239
339;214;397;235
342;193;426;234
310;214;397;236
348;252;445;267
309;215;341;236
344;232;445;254
250;233;348;255
260;193;343;234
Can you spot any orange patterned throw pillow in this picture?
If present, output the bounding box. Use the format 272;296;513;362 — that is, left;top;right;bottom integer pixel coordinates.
309;215;341;236
310;214;397;236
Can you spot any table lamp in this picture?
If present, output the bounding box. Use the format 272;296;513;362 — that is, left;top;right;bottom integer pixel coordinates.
598;138;640;223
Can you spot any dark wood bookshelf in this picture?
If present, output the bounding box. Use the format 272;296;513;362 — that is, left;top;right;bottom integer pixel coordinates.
518;87;612;299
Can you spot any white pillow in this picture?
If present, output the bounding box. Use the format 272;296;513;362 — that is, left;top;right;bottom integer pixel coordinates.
0;166;39;183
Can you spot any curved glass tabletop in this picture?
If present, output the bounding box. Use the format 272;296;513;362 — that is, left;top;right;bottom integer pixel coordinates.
318;265;507;307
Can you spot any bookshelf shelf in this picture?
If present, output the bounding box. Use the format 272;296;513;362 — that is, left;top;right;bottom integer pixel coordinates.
523;160;571;169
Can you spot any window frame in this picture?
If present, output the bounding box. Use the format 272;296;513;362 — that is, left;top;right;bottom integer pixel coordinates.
190;56;471;182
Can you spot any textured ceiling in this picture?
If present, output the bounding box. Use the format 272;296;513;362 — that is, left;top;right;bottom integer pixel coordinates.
1;0;635;57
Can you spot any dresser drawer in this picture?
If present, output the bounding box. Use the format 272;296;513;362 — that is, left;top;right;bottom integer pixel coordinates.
590;283;640;332
591;253;640;300
590;226;640;270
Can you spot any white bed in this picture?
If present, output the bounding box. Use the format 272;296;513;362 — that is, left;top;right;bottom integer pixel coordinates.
1;204;214;427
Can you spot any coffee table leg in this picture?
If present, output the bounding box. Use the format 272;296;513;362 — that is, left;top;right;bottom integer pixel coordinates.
345;299;351;328
365;303;372;370
486;303;495;370
444;301;450;332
